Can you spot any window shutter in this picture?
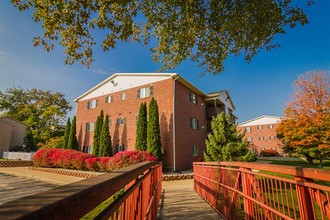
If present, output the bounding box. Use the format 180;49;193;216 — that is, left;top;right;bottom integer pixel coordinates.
149;86;153;96
190;118;192;128
87;101;90;109
95;99;98;108
196;119;199;129
137;89;140;99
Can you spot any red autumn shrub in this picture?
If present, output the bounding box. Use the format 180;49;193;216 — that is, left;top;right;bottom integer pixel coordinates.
259;149;277;157
109;151;157;170
98;157;112;172
33;148;93;169
33;149;157;172
85;157;100;171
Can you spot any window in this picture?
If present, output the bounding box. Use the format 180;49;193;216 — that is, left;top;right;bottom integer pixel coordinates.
190;118;199;129
137;86;153;99
268;124;274;129
105;96;113;103
245;127;251;132
83;146;93;154
108;119;111;127
246;137;253;143
193;145;198;156
117;117;126;125
258;125;263;130
86;122;95;132
189;92;197;104
121;92;126;100
118;144;125;152
259;136;265;141
87;99;98;109
269;136;276;140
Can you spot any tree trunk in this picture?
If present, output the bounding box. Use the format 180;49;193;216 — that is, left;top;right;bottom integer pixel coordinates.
305;154;314;164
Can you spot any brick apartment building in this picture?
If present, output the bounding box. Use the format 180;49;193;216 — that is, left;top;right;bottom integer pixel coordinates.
74;73;237;171
238;116;284;156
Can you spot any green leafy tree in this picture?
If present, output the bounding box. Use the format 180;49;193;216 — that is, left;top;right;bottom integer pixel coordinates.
204;112;255;162
93;110;104;156
147;98;162;160
23;128;37;152
67;116;78;150
0;87;72;147
135;102;147;150
11;1;311;75
63;117;71;149
99;114;112;156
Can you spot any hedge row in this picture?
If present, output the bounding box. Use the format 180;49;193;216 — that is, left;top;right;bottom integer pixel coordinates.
33;148;157;172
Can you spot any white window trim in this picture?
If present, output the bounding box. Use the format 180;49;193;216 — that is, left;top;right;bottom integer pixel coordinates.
190;118;198;129
137;86;153;99
86;122;95;132
193;145;198;156
87;99;98;109
121;92;126;100
106;95;113;103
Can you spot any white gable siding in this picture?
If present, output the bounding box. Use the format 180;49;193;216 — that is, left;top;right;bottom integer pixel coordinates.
218;91;235;111
77;74;174;101
239;116;282;126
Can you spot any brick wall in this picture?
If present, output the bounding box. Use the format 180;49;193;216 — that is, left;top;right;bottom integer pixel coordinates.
76;78;174;169
174;82;207;171
0;160;33;167
238;123;284;155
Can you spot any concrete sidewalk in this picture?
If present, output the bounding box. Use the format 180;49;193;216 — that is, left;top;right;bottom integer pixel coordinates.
0;167;85;185
157;179;222;220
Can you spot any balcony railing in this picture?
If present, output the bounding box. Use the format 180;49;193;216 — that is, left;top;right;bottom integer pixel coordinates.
0;161;162;220
194;162;330;220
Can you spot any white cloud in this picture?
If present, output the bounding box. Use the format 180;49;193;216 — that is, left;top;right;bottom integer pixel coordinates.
0;51;7;55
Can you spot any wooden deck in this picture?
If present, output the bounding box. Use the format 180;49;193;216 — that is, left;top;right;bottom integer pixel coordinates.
157;179;222;220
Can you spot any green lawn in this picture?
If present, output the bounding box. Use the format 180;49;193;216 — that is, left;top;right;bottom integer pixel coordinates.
257;158;330;169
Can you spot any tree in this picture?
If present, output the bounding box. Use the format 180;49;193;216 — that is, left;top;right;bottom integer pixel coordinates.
277;70;330;165
204;112;255;162
99;114;112;156
11;1;311;75
135;102;147;150
93;110;104;156
67;116;79;150
23;128;37;152
0;87;72;146
147;98;162;160
63;117;71;149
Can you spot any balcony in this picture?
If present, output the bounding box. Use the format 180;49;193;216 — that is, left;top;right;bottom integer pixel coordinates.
206;106;225;118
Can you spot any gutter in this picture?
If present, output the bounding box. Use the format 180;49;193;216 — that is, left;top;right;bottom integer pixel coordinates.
172;75;180;172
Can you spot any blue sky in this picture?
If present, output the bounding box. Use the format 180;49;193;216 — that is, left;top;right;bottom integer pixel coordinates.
1;1;329;123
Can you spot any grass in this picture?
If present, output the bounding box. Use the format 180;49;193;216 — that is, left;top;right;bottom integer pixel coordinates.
254;157;330;219
0;158;12;161
258;158;330;169
81;189;124;219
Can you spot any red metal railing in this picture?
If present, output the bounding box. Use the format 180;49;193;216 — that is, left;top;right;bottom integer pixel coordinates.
0;161;162;220
194;162;330;220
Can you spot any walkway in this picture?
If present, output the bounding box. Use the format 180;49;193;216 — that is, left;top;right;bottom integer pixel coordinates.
157;179;222;220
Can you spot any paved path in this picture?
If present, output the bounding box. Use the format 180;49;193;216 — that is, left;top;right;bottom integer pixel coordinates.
0;173;58;205
0;167;84;185
157;179;222;220
0;167;85;206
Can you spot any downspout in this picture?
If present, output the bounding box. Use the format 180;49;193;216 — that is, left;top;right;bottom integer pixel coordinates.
172;75;180;172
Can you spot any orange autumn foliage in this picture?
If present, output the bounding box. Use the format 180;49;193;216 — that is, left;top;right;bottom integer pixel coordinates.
277;70;330;159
